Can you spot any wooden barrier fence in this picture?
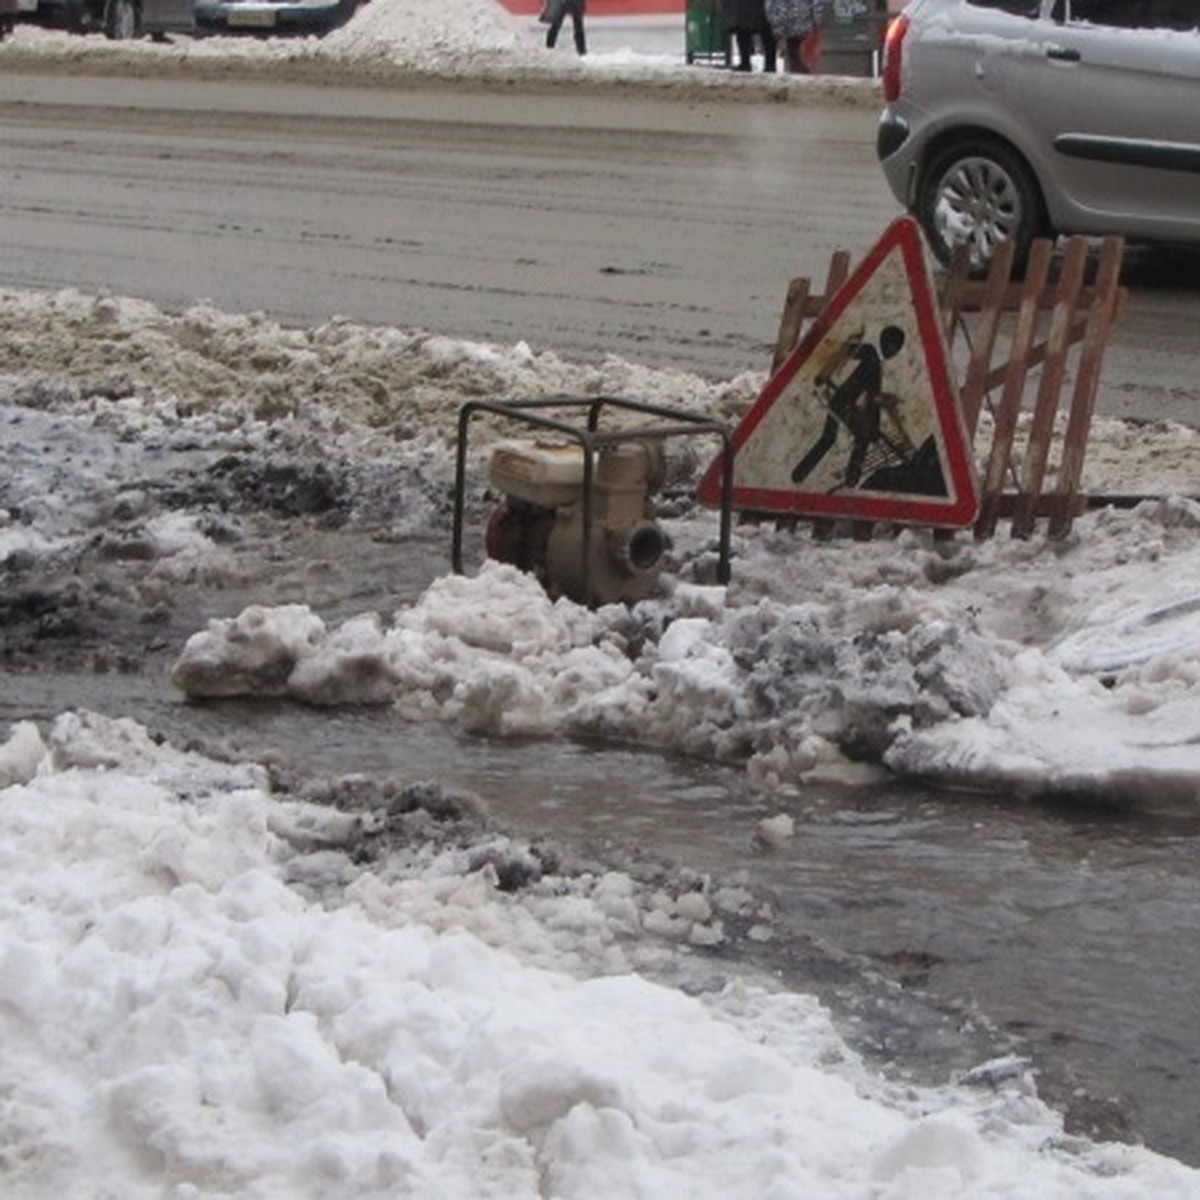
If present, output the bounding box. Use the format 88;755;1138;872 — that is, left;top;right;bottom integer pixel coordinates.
770;232;1126;540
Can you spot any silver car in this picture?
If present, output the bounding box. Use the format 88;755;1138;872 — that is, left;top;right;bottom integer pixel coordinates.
877;0;1200;272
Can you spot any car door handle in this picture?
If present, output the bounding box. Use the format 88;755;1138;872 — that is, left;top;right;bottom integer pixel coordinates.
1046;44;1081;62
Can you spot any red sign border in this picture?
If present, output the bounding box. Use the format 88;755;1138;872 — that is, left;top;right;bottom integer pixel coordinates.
698;217;978;527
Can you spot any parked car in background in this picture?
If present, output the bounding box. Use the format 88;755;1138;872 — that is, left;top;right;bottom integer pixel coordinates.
877;0;1200;273
193;0;360;34
21;0;193;38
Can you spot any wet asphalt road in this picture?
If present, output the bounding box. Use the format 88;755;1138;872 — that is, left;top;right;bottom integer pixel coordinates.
2;69;1200;423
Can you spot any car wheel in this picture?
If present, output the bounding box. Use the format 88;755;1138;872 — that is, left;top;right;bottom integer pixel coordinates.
917;138;1044;276
105;0;139;39
62;0;88;31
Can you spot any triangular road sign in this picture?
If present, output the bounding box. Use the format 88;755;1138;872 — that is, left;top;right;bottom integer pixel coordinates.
698;217;978;527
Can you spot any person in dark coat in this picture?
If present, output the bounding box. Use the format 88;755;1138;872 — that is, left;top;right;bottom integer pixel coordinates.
764;0;822;73
545;0;587;56
723;0;777;72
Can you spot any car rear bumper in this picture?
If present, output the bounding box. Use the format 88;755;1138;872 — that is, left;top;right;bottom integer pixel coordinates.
877;111;916;207
877;111;909;163
193;0;354;30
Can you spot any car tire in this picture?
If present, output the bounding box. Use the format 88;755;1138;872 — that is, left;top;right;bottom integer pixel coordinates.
61;0;88;31
331;0;360;29
916;138;1044;276
105;0;139;39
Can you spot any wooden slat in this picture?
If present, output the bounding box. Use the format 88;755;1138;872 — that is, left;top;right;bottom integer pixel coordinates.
981;314;1089;393
974;238;1054;538
939;242;973;333
1048;236;1125;536
770;248;852;374
772;276;812;374
823;248;851;310
1011;236;1090;537
958;238;1016;439
992;492;1087;520
950;273;1121;314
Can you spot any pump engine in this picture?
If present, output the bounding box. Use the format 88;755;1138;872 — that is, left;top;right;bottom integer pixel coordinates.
484;437;669;606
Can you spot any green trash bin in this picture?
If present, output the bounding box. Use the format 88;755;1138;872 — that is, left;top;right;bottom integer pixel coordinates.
685;0;732;67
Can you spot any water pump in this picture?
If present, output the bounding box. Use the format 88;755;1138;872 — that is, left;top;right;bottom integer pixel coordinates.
451;395;733;608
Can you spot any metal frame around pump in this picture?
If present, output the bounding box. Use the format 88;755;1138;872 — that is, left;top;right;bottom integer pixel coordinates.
452;395;734;608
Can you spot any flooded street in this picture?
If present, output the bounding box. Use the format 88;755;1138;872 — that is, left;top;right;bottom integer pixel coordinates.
6;13;1200;1192
6;652;1199;1166
4;54;1200;1182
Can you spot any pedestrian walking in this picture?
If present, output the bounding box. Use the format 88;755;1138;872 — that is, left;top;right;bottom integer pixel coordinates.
764;0;823;73
543;0;587;56
723;0;777;72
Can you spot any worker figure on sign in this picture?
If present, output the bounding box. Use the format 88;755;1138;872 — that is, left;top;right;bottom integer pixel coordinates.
791;323;912;490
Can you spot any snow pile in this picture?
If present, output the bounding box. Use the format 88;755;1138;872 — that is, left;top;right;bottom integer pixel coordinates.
323;0;534;69
1;0;539;72
0;287;742;437
2;709;1198;1199
9;286;1200;804
0;0;881;100
4;286;1199;500
168;510;1200;805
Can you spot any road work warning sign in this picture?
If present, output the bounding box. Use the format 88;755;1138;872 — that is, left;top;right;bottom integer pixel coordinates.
698;217;978;527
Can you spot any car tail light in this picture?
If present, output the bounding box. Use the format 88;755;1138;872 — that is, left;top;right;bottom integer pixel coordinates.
882;13;909;103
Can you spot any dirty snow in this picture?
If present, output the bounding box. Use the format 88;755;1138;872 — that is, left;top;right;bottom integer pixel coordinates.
5;284;1200;1196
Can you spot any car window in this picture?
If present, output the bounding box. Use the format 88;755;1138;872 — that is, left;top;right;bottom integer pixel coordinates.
1068;0;1200;29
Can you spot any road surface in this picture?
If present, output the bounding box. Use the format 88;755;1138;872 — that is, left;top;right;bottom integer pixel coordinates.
1;68;1198;422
